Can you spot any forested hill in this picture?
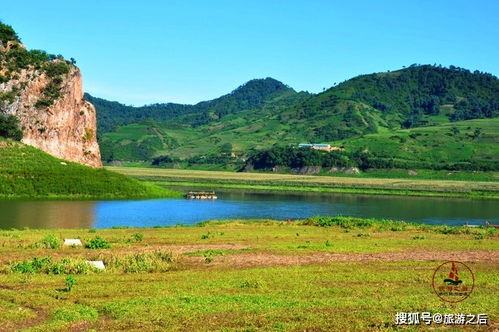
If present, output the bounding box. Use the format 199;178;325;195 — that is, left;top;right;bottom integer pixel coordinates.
85;95;188;134
90;65;499;166
87;77;301;134
90;65;499;136
284;64;499;141
312;64;499;127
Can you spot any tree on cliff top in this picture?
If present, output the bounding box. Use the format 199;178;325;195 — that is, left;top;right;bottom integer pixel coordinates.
0;21;20;46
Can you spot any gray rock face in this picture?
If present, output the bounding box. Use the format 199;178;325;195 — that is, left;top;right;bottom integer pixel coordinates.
327;167;360;174
291;166;322;175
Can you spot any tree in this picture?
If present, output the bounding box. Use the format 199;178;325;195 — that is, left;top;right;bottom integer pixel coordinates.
65;275;77;292
471;128;481;140
220;143;233;155
450;126;460;136
0;113;23;141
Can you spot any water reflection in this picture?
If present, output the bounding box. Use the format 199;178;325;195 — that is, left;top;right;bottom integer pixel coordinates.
0;190;497;229
0;201;95;229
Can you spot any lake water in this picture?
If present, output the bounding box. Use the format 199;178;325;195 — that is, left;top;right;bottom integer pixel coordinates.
0;191;497;229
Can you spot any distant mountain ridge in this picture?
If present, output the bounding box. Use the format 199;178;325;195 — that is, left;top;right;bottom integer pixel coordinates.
87;77;301;133
88;64;499;165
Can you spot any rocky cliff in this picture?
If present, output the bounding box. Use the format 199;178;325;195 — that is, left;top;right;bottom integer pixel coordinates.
0;30;102;167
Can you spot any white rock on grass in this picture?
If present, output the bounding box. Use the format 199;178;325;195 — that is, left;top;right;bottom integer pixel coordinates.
63;239;82;246
85;261;105;270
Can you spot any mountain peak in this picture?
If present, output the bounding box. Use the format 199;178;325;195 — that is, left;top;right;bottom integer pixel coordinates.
232;77;291;95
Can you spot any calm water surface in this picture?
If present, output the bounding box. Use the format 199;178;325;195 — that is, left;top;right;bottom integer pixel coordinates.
0;191;497;229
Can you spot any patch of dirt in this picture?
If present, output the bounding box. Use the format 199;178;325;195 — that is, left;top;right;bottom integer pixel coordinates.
191;249;499;268
113;243;251;255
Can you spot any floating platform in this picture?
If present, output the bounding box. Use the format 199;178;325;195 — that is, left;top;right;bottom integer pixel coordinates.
185;191;218;200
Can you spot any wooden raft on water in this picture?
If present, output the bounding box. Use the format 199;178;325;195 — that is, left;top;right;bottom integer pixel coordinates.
185;191;218;200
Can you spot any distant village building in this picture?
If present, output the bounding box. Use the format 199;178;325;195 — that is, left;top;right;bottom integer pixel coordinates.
298;143;343;152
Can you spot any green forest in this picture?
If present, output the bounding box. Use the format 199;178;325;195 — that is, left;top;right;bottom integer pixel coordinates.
89;65;499;172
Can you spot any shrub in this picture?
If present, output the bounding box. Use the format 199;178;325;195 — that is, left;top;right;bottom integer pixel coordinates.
0;114;23;141
434;226;462;235
11;257;91;275
59;258;91;274
85;236;111;249
34;97;53;109
11;257;53;274
0;92;15;103
44;61;69;77
473;233;485;240
131;233;144;242
52;304;98;322
204;254;213;263
390;224;406;231
38;234;61;249
65;275;77;292
98;250;176;273
240;279;265;289
0;22;19;46
302;216;375;229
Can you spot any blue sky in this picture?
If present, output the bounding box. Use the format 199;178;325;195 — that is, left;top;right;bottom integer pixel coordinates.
2;0;498;105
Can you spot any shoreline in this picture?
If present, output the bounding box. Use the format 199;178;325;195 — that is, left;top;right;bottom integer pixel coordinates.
107;167;499;200
158;180;499;199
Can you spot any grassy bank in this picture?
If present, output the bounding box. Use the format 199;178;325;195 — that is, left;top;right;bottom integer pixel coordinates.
0;217;497;330
0;139;182;199
109;167;499;199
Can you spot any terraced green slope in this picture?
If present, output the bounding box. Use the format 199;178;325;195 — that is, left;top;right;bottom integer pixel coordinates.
0;139;181;199
334;118;499;169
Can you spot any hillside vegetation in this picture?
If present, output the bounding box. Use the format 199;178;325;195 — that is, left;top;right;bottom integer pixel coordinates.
0;139;180;199
245;118;499;172
87;78;305;134
89;65;499;169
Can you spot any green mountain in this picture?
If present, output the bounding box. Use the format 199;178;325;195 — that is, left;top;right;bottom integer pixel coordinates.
87;77;302;134
90;77;310;162
89;65;499;170
296;64;499;139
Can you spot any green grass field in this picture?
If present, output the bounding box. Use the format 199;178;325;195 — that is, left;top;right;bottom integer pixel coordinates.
0;217;497;330
0;139;181;199
109;167;499;199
